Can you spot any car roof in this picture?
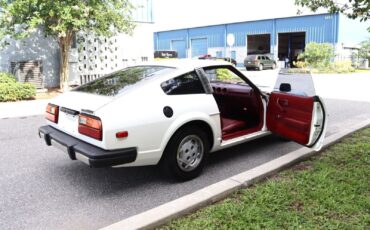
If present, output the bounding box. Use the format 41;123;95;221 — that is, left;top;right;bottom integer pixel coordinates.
135;59;232;69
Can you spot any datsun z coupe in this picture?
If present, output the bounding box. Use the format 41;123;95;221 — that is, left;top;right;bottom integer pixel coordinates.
39;60;327;180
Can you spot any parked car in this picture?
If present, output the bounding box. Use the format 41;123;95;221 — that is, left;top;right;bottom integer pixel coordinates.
244;54;277;71
39;60;326;180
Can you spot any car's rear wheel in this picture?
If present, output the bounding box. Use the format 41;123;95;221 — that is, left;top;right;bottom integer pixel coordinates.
272;63;276;69
161;127;209;181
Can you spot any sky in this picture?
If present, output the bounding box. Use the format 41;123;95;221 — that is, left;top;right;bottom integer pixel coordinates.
152;0;326;31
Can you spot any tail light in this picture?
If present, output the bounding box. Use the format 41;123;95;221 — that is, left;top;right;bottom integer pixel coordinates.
78;114;102;140
45;103;59;123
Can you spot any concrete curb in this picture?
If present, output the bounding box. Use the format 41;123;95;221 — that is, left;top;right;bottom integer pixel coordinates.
101;118;370;230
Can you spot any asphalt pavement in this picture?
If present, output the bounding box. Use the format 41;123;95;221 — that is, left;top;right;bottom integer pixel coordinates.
1;97;370;230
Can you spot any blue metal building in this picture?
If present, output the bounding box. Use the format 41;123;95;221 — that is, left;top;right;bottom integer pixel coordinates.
154;13;368;66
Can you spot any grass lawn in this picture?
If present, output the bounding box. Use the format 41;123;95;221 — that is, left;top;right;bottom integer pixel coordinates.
159;128;370;229
287;68;370;74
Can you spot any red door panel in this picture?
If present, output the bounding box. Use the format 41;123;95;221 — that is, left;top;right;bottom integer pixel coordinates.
267;92;314;145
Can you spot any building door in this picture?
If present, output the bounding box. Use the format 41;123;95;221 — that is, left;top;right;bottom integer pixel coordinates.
191;38;208;58
278;32;306;65
171;40;187;58
231;51;236;60
247;34;271;55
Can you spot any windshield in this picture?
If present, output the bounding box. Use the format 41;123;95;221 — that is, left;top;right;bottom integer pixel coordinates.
74;66;175;96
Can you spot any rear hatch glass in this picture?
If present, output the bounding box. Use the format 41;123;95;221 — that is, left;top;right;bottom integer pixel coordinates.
246;55;257;61
74;66;175;96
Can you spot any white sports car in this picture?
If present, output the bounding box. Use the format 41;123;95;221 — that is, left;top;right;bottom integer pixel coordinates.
39;60;327;180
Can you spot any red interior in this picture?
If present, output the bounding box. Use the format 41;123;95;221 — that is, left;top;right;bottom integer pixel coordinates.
266;92;314;145
211;82;263;140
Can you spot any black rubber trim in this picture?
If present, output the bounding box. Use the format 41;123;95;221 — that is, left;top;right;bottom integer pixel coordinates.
306;96;326;148
39;125;137;167
60;107;80;116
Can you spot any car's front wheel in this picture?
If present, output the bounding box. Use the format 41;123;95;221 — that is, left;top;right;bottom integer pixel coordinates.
258;64;263;71
161;127;209;181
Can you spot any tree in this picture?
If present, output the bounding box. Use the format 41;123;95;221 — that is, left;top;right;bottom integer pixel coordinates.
298;42;335;68
295;0;370;31
0;0;135;90
357;38;370;63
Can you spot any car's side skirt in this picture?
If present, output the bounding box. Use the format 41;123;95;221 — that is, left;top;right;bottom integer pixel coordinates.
212;130;271;152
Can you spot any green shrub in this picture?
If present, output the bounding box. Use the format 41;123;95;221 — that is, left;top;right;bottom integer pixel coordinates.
216;69;239;82
329;61;355;73
0;72;36;102
293;61;308;69
18;83;37;99
299;42;334;68
0;72;17;83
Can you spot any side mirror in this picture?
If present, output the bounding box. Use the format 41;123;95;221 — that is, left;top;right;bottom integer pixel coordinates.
279;83;291;92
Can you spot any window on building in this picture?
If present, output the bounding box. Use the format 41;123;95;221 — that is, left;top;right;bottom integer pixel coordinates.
161;72;205;95
141;56;148;62
71;33;77;48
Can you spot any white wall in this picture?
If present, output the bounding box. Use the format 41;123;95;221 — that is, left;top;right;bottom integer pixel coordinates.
76;23;154;81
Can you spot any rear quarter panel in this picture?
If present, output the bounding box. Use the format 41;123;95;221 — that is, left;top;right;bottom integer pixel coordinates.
96;82;221;165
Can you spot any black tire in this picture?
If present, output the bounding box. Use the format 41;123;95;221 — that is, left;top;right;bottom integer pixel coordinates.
161;126;209;181
258;64;263;71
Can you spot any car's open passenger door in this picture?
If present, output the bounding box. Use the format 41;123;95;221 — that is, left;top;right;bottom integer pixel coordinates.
266;91;327;150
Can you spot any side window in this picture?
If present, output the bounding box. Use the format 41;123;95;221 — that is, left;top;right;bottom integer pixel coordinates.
257;56;262;60
204;68;243;84
265;56;270;60
161;72;205;95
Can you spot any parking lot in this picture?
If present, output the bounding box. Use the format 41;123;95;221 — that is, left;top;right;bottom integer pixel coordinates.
1;71;370;229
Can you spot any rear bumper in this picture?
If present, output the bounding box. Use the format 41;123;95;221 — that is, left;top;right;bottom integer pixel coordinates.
39;125;137;167
244;63;258;68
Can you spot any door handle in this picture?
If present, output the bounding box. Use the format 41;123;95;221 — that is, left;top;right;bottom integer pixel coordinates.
278;99;289;106
276;98;288;112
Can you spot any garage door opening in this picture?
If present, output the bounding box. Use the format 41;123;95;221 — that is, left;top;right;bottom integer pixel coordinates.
247;34;270;55
278;32;305;67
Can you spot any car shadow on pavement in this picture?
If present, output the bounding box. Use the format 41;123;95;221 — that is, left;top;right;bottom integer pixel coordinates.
48;135;300;196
